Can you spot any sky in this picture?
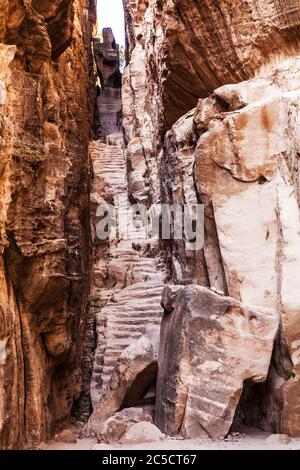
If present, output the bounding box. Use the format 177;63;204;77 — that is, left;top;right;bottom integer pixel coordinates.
97;0;125;47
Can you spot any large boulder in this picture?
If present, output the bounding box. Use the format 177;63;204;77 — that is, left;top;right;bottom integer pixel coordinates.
120;421;165;445
97;407;153;444
87;329;159;436
155;285;279;439
55;429;77;444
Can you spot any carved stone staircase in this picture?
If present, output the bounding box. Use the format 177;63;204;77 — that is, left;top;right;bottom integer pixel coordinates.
88;139;165;407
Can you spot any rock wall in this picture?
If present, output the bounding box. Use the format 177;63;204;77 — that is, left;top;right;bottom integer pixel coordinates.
124;0;300;129
120;0;300;438
0;0;96;449
156;285;279;439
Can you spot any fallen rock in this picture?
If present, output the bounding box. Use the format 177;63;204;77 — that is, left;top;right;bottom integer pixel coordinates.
55;429;77;444
155;285;279;440
86;330;159;436
120;421;165;445
265;434;292;445
97;407;153;444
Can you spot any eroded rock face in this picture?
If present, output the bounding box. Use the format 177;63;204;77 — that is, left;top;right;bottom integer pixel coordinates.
156;285;279;439
2;0;300;450
0;0;95;449
124;0;300;129
120;0;300;439
146;57;300;438
194;60;300;436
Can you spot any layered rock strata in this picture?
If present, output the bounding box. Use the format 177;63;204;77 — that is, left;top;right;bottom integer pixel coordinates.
0;0;96;449
156;285;278;439
88;138;165;410
121;0;300;438
2;0;300;450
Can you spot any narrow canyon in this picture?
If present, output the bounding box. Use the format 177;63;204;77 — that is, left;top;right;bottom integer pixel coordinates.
1;0;300;450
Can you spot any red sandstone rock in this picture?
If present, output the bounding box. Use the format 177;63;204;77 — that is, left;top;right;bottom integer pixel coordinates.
55;429;77;444
0;0;96;450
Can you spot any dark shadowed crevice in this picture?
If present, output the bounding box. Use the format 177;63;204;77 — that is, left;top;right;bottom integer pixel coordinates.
121;362;158;409
231;328;293;434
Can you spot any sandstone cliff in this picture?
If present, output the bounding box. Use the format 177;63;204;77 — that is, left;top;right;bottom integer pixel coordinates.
0;0;96;449
118;0;300;438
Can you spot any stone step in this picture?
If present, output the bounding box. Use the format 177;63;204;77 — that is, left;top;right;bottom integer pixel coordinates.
89;141;166;405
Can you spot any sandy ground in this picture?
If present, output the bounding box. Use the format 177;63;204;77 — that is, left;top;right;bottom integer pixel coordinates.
43;428;300;451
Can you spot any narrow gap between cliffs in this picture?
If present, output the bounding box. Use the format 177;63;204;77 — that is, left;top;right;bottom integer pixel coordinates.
71;0;126;424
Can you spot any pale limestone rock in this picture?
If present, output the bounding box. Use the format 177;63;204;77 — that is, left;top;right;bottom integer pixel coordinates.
194;59;300;435
120;421;165;445
155;285;279;439
265;434;292;445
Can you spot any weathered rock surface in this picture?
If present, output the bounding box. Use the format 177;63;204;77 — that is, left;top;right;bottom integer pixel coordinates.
86;0;300;442
97;407;153;444
94;28;122;140
194;59;300;436
55;429;77;444
87;330;159;437
0;0;96;449
124;0;300;128
120;421;165;445
88;139;165;408
2;0;300;450
156;285;279;439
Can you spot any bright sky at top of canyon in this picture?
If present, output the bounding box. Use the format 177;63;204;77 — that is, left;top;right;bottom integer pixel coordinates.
97;0;125;47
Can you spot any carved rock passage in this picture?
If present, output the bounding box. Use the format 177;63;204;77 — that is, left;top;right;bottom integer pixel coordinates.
2;0;300;449
88;140;165;409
